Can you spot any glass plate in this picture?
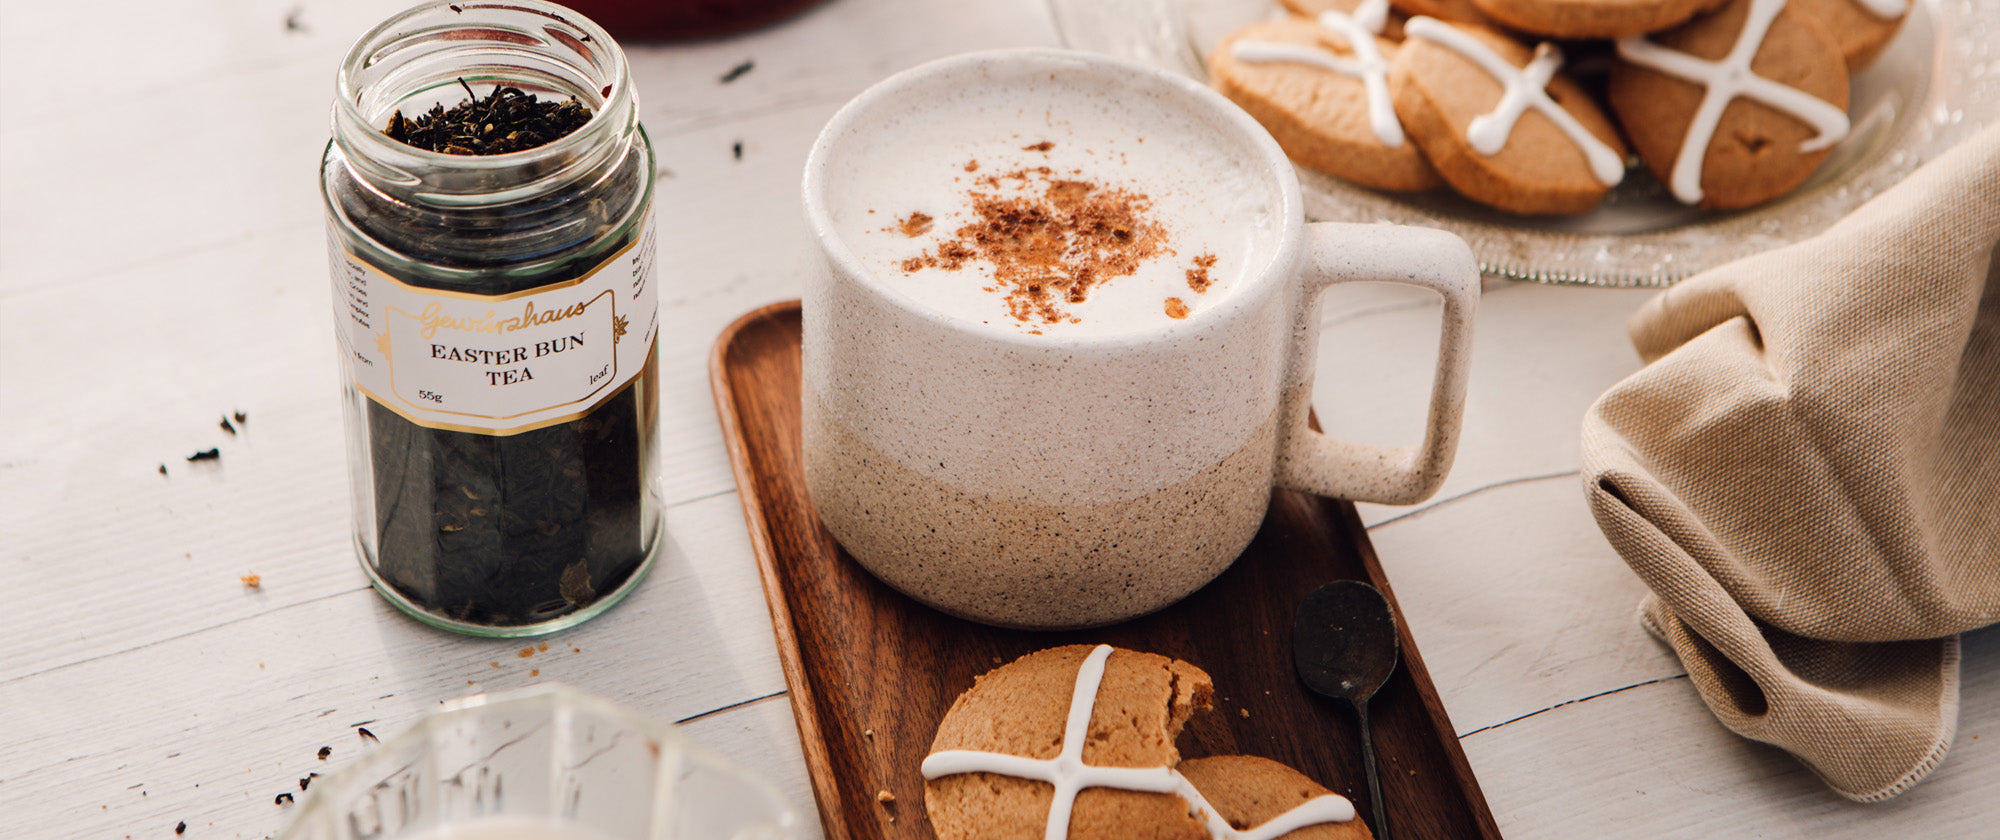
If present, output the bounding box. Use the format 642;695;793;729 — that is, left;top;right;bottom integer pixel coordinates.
1049;0;1998;287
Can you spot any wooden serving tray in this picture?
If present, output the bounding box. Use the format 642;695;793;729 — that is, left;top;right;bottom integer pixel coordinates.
711;300;1502;840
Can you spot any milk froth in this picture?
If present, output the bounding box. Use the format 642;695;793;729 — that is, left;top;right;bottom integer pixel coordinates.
821;71;1283;338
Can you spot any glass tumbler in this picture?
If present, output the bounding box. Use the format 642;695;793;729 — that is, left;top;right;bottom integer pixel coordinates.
276;685;800;840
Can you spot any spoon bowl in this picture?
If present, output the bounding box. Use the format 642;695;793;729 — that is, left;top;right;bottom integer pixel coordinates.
1294;579;1400;840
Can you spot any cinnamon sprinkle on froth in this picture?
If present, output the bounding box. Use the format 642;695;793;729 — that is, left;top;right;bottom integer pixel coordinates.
1186;253;1218;293
898;167;1171;325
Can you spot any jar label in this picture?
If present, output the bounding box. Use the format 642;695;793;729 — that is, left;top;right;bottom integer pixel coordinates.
327;216;659;435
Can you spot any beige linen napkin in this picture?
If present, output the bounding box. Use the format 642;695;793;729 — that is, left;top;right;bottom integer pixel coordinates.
1581;124;2000;801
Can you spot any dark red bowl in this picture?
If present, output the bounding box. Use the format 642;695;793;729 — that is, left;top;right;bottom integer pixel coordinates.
562;0;831;41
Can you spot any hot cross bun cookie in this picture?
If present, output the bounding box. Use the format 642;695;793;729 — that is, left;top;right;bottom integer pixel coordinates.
1468;0;1730;39
922;645;1371;840
1784;0;1911;71
1209;16;1442;192
1178;757;1373;840
1609;0;1851;209
1388;18;1630;215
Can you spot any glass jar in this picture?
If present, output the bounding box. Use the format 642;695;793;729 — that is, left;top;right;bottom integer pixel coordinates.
322;0;661;637
275;684;801;840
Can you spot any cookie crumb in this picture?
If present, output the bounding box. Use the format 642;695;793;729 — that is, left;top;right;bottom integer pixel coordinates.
876;789;895;804
530;669;540;677
240;574;261;589
1238;708;1249;718
1022;141;1054;152
1164;298;1189;319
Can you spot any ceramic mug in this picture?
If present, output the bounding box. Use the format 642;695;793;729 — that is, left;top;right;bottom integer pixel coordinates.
800;48;1477;629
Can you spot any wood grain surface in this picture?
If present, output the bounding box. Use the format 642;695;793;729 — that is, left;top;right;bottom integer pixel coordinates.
711;300;1502;840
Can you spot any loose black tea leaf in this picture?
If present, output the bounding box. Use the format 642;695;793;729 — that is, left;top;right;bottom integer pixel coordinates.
732;141;743;160
720;60;754;83
382;81;591;156
364;373;651;626
158;464;168;476
220;417;237;435
275;792;294;805
357;727;377;744
175;822;187;835
316;746;331;760
187;448;220;462
234;411;248;424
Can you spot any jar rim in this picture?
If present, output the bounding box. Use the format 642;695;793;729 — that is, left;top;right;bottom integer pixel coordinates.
331;0;637;198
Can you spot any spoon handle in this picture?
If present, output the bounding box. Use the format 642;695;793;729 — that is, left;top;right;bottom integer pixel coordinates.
1358;702;1389;840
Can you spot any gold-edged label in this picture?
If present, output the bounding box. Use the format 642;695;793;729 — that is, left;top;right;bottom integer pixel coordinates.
327;215;659;435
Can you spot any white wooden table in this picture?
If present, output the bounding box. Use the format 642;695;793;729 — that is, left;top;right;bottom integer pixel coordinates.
4;1;1995;838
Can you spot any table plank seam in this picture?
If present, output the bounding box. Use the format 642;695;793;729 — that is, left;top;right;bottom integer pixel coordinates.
1323;298;1440;330
1457;672;1689;739
1367;469;1582;532
667;486;739;510
674;688;789;725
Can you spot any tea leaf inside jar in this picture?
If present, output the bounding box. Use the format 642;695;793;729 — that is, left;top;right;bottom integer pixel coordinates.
384;79;594;155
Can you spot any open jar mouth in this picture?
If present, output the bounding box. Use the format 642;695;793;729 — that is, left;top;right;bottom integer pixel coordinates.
332;0;638;205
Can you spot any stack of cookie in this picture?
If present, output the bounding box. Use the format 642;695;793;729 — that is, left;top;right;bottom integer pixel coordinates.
923;645;1372;839
1207;0;1909;212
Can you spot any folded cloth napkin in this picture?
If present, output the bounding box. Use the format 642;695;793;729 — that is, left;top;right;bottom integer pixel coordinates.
1581;124;2000;802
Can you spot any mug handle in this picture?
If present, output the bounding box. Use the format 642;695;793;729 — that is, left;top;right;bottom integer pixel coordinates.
1274;223;1479;505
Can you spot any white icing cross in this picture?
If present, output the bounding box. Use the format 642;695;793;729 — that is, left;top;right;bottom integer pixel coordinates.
922;645;1358;840
1404;16;1626;187
1616;0;1851;204
1853;0;1909;20
1350;0;1391;34
1228;6;1404;148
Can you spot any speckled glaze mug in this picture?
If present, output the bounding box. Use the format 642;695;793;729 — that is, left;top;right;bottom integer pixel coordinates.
800;49;1477;629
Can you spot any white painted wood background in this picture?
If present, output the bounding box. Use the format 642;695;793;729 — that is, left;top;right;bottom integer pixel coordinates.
3;1;1994;838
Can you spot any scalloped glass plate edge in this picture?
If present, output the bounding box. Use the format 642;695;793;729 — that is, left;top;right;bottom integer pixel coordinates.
1049;0;1998;288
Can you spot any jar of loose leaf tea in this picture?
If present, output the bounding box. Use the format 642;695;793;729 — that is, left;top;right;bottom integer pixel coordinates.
321;0;661;636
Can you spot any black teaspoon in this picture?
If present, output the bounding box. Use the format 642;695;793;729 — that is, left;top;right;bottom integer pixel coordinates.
1294;580;1400;840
